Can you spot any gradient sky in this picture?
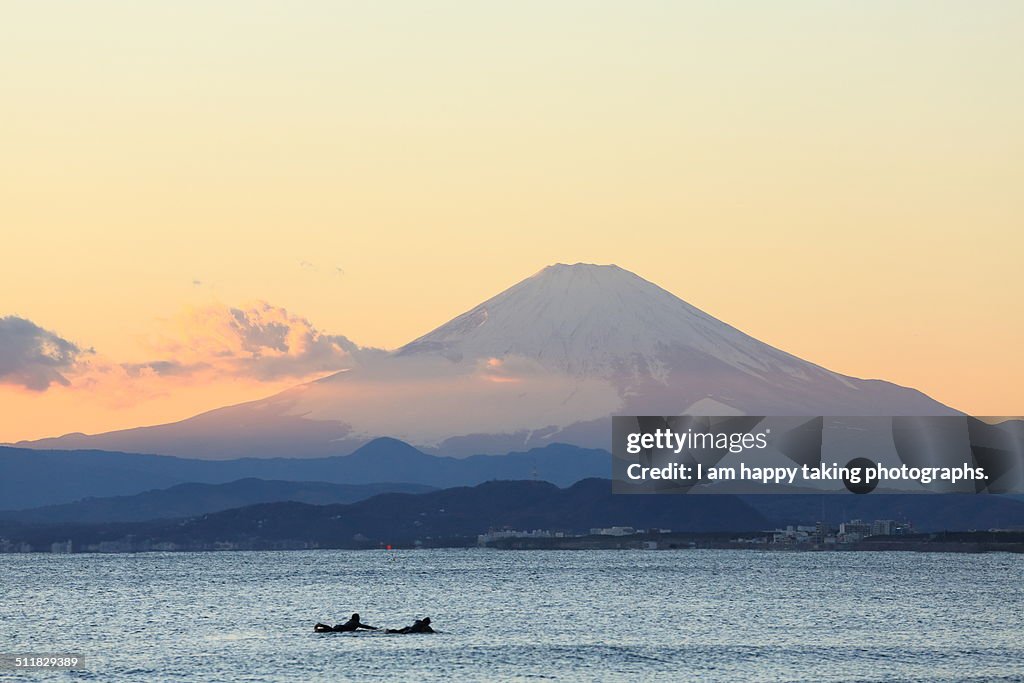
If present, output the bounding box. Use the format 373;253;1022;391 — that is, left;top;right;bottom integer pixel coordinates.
2;1;1022;441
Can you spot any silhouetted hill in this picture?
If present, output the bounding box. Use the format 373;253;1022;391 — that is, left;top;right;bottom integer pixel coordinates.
226;477;768;541
0;479;767;551
0;479;434;524
0;440;610;509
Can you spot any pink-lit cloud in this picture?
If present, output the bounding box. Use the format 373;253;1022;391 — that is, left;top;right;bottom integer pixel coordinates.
137;302;382;381
1;303;379;398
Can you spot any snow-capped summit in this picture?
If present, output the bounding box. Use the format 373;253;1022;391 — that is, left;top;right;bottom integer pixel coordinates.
400;262;819;382
17;263;958;459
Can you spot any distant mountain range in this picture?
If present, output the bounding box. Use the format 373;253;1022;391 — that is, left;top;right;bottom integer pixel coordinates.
12;263;957;459
6;433;1022;534
2;478;1022;553
0;479;434;524
0;479;770;550
0;439;610;509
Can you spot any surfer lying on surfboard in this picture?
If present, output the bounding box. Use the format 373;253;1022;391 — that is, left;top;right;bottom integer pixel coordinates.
385;617;434;634
314;613;378;632
314;614;435;634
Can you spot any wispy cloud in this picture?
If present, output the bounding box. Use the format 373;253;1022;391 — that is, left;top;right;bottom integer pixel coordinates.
120;360;205;378
296;260;345;278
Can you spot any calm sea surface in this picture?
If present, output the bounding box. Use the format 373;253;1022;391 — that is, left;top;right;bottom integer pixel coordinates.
0;549;1021;682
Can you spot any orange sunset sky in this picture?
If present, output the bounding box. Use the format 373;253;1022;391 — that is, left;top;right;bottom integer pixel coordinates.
2;2;1022;442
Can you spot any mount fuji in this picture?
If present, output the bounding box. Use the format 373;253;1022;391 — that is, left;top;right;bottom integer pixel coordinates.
17;263;956;459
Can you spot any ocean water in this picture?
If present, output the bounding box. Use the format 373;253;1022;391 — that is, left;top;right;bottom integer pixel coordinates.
0;549;1022;682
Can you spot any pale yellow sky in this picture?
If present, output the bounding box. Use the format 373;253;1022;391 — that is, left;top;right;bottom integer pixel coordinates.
1;1;1022;440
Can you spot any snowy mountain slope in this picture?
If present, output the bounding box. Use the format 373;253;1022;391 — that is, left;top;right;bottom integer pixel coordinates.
15;263;957;459
400;263;819;381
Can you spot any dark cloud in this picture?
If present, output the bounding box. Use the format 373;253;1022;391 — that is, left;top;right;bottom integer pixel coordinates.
229;307;292;354
0;316;90;391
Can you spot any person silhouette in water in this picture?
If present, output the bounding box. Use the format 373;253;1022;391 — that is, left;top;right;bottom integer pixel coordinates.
386;617;434;634
314;613;378;633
